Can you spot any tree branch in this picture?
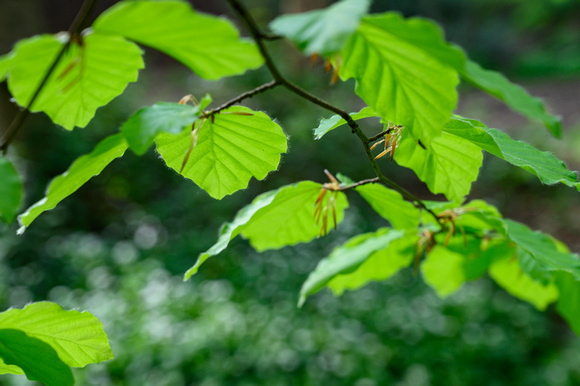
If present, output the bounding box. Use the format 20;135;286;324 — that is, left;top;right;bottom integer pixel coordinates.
338;177;380;191
0;0;98;154
208;80;280;116
226;0;442;226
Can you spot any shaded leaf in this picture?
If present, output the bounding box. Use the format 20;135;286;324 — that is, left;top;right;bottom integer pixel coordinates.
355;183;420;229
505;219;580;279
122;95;212;155
327;231;417;296
314;107;377;140
394;130;483;203
555;272;580;335
339;13;460;145
270;0;371;56
6;33;143;130
460;60;561;137
421;246;466;298
489;256;559;311
0;301;114;367
155;106;287;200
18;134;128;232
300;228;406;306
0;158;22;223
445;116;579;191
93;0;262;80
0;329;74;386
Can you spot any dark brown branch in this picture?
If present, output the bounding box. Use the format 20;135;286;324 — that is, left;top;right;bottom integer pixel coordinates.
338;177;380;191
226;0;442;226
208;80;280;115
0;0;98;154
368;128;393;144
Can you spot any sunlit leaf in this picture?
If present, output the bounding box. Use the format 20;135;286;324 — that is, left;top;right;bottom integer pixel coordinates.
489;255;559;311
93;0;263;80
155;106;287;200
299;228;406;306
460;60;562;137
339;13;460;145
0;301;113;367
122;95;212;155
327;231;417;296
185;181;349;279
0;157;22;223
18;134;128;232
239;181;349;251
445;116;579;191
0;329;74;386
270;0;371;56
355;184;420;229
421;246;466;298
6;33;143;130
0;51;15;81
313;107;377;140
555;272;580;335
394;130;483;203
505;219;580;279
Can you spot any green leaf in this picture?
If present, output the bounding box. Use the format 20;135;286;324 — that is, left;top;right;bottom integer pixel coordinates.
6;33;143;130
0;329;74;386
122;95;212;155
0;302;113;367
0;51;15;81
326;231;418;296
460;60;562;137
421;246;466;298
185;181;349;279
394;130;483;203
338;13;460;145
555;272;580;335
313;107;377;140
239;181;349;252
269;0;371;56
0;158;22;223
184;187;282;279
93;0;263;80
355;184;420;229
505;219;580;279
299;228;406;306
155;106;287;199
488;256;559;311
18;134;128;232
444;116;579;191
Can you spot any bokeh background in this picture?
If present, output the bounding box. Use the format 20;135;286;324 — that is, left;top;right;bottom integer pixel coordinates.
1;0;579;384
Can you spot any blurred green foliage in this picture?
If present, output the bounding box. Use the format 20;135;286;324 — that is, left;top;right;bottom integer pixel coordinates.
1;0;579;384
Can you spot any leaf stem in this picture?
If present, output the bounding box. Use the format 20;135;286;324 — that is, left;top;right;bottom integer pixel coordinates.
0;0;98;154
226;0;442;226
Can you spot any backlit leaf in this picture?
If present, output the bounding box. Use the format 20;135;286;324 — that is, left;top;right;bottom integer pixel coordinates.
460;60;562;137
0;157;22;223
6;33;143;130
489;255;559;311
444;116;579;191
339;13;460;145
355;183;420;229
313;107;377;140
155;106;287;200
0;301;113;367
270;0;371;56
300;228;406;306
394;130;483;203
327;231;417;296
122;95;212;155
421;246;466;298
18;134;128;232
0;329;74;386
93;0;263;80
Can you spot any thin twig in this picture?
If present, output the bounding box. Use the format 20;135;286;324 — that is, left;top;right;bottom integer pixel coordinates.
368;128;393;144
0;0;98;154
337;177;380;191
208;80;280;116
226;0;443;226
